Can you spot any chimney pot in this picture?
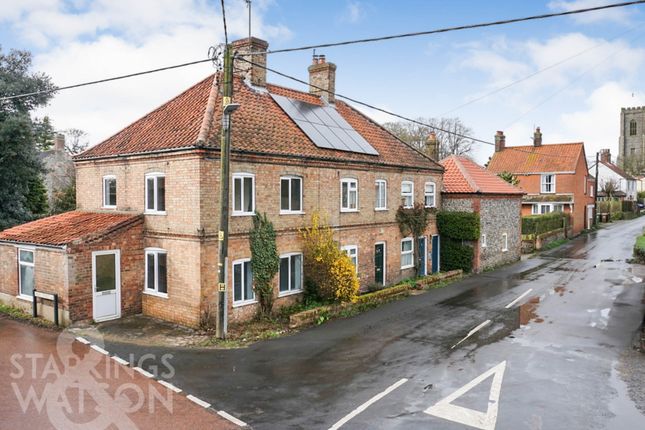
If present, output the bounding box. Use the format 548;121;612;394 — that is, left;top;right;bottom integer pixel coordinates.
308;54;336;104
600;149;611;163
54;133;65;151
495;130;506;152
231;37;269;87
533;126;542;147
426;131;439;160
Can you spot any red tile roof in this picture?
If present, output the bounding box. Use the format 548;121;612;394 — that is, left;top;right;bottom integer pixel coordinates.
440;155;524;195
0;211;142;247
76;75;440;171
487;143;585;175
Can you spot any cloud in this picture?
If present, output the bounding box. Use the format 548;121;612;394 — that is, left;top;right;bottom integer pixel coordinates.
547;0;635;24
340;1;364;24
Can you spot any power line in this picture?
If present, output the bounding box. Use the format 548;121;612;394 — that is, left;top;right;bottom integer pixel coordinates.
220;0;229;46
0;58;212;102
240;1;645;56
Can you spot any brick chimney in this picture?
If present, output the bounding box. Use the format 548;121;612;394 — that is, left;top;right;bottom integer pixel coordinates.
54;133;65;151
600;148;611;163
426;131;439;160
494;131;506;152
231;37;269;87
533;127;542;147
308;55;336;104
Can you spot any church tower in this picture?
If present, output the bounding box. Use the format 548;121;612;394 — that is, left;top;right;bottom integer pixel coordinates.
618;106;645;168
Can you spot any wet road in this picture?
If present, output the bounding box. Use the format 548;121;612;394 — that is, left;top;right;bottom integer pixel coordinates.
108;218;645;429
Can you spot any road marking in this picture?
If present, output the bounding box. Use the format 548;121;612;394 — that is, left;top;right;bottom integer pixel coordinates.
504;288;533;309
451;320;491;349
218;411;248;427
90;344;109;355
425;361;507;430
134;367;154;378
75;336;91;345
111;355;129;366
187;394;211;408
158;380;182;393
328;378;408;430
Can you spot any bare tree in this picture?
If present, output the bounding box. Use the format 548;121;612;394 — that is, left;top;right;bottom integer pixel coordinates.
62;128;89;155
383;117;474;160
601;178;620;199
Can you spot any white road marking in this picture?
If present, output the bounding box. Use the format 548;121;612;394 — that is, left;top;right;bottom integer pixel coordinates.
75;336;91;345
158;380;182;393
451;320;491;349
425;361;507;430
632;276;643;283
134;367;154;378
111;356;129;366
187;394;212;408
90;344;109;355
504;288;533;309
328;378;408;430
218;411;248;427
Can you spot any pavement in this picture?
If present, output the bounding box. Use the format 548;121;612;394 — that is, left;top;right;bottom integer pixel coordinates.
3;217;645;429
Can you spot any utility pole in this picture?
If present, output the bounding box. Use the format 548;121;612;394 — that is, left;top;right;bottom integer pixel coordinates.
216;45;239;339
593;151;599;227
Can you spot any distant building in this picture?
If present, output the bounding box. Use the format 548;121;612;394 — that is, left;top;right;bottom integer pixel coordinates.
38;133;74;208
593;149;636;201
618;106;645;168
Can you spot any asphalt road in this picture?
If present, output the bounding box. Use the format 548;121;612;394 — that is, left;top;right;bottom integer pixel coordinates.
108;218;644;429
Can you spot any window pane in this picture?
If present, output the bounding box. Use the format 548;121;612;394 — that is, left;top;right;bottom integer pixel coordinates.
349;189;357;209
291;178;301;211
146;253;155;290
280;257;289;292
19;250;33;263
293;255;302;290
402;182;411;193
95;254;116;293
244;177;253;213
157;177;165;211
281;179;290;211
146;177;155;210
233;263;242;301
234;178;242;212
108;179;117;206
20;265;34;296
157;253;167;294
244;261;253;300
341;182;348;208
402;240;412;252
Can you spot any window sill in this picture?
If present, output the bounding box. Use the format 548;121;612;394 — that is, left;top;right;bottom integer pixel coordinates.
145;211;167;216
502;249;508;253
144;290;168;299
279;211;305;216
401;265;414;270
279;289;303;298
233;299;258;308
374;208;388;212
16;294;33;302
340;209;359;213
232;212;255;217
102;205;117;210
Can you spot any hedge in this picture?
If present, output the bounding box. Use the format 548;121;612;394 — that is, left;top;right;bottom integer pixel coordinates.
436;211;480;240
440;238;474;273
622;200;637;213
521;212;568;235
598;200;621;214
634;235;645;263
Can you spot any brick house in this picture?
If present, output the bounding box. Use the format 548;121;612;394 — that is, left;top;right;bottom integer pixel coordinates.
487;128;595;235
0;37;443;327
440;155;524;272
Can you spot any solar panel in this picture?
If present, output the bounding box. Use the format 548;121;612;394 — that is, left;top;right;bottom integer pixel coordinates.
271;94;379;156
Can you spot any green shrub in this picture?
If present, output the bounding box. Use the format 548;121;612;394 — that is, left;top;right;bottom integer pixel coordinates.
249;213;280;317
622;200;636;213
440;238;474;272
634;235;645;262
610;211;623;221
436;211;480;240
521;212;568;235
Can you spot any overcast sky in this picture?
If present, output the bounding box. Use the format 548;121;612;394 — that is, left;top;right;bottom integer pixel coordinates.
2;0;644;164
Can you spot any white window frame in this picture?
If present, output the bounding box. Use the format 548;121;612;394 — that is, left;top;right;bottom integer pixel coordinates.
280;176;303;214
279;252;304;296
590;185;594;197
145;172;166;214
233;173;256;216
17;247;35;301
102;175;117;209
502;233;508;252
375;179;387;211
341;245;359;273
232;258;255;307
481;234;487;248
401;181;414;208
424;181;436;208
340;178;359;212
144;248;168;298
541;174;556;194
401;238;414;269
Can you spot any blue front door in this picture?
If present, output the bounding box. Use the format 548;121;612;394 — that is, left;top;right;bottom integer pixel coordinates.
418;237;427;276
431;235;440;273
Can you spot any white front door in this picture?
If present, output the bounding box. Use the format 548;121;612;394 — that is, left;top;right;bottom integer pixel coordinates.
92;250;121;322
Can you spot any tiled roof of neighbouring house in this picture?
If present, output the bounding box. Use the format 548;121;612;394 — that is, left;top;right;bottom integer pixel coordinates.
75;75;441;171
487;143;585;174
440;155;524;195
0;211;142;247
599;160;635;180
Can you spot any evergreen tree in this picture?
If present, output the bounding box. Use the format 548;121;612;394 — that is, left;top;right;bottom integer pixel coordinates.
32;116;55;151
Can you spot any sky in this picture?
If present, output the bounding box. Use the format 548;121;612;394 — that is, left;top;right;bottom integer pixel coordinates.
1;0;645;164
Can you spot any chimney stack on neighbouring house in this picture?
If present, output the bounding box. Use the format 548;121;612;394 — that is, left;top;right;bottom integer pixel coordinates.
600;148;611;163
308;54;336;104
231;37;269;87
54;133;65;151
427;131;439;160
494;130;506;152
533;127;542;147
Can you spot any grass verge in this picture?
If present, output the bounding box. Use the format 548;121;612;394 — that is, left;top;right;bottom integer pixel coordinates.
0;303;59;329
